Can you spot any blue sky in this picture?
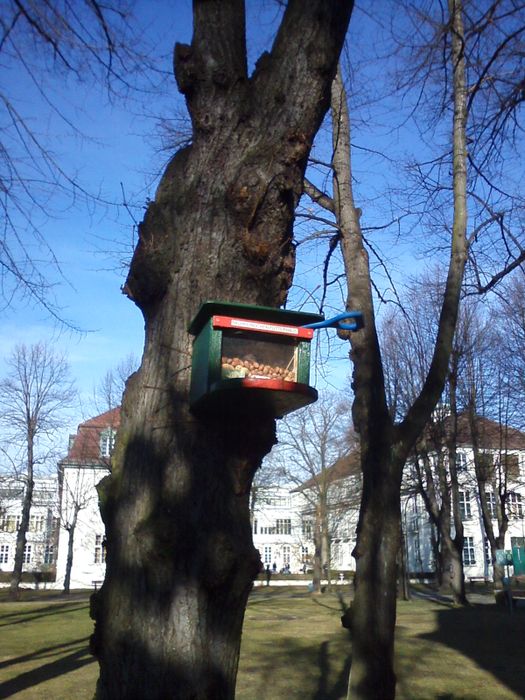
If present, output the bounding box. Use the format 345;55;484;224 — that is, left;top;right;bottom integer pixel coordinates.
0;1;454;446
0;0;368;431
0;1;195;424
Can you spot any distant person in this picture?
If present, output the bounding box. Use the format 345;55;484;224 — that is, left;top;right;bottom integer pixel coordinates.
265;565;271;586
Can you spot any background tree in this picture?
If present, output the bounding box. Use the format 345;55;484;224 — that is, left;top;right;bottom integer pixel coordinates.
306;36;467;691
59;463;98;595
92;353;138;414
62;354;136;594
459;305;525;589
0;1;160;315
270;394;355;591
496;274;525;429
91;3;354;699
299;1;525;694
0;342;75;599
381;282;472;603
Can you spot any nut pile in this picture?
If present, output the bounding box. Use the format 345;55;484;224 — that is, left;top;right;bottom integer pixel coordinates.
221;356;295;381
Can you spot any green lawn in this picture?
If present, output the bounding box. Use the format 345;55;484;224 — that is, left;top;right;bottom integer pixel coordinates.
0;587;523;699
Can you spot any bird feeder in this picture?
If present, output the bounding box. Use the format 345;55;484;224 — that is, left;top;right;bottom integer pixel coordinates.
188;301;324;418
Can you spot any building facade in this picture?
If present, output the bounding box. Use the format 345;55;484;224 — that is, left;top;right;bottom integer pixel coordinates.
2;409;524;588
54;408;118;589
0;477;59;582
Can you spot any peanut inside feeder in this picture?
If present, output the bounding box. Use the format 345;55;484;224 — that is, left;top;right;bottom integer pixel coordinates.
221;331;297;382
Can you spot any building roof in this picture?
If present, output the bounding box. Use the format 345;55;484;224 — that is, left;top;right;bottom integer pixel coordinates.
61;407;120;463
295;415;525;493
454;414;525;451
294;450;361;492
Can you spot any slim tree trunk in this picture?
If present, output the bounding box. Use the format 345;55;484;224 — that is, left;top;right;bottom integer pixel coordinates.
312;507;323;593
63;507;79;594
90;4;353;699
447;358;468;605
10;430;34;599
398;522;411;601
322;6;468;688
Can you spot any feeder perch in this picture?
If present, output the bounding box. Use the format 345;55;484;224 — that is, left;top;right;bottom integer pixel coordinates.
188;301;324;418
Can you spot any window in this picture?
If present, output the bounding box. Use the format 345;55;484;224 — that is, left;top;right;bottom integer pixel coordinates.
261;496;290;507
94;535;107;564
263;546;272;565
301;546;309;563
282;545;290;567
507;492;523;519
33;488;55;505
0;514;21;532
456;452;468;472
30;515;45;532
484;538;491;565
459;491;472;520
260;525;276;534
0;545;9;564
301;520;312;539
44;544;54;565
462;537;476;566
0;486;23;500
252;519;258;535
276;519;291;535
23;544;32;564
99;429;117;458
486;492;497;519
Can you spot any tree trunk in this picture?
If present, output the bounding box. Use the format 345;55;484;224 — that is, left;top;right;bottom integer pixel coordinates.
312;506;323;593
327;0;469;686
440;534;467;604
90;4;353;698
348;446;404;699
10;431;34;599
446;357;468;605
63;507;79;594
398;522;411;601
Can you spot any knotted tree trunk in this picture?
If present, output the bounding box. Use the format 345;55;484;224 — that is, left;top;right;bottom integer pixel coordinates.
90;2;353;698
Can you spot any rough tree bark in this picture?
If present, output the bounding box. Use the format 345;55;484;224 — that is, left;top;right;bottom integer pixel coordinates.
90;3;353;699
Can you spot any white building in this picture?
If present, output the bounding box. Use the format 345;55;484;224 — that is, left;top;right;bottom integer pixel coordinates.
403;415;525;580
252;486;305;573
0;477;58;584
53;408;117;589
3;409;525;588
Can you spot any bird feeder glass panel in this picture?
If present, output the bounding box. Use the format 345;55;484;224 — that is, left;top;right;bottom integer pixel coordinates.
221;331;298;382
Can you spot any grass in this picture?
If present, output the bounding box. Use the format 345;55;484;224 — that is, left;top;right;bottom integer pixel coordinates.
0;586;524;699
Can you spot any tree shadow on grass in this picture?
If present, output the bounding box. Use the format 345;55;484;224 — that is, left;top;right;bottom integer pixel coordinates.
312;640;352;700
240;634;351;700
0;602;89;627
241;591;353;700
0;641;94;699
419;604;525;699
0;636;90;671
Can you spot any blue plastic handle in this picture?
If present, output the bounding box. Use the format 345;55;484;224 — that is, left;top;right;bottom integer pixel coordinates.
304;311;364;332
